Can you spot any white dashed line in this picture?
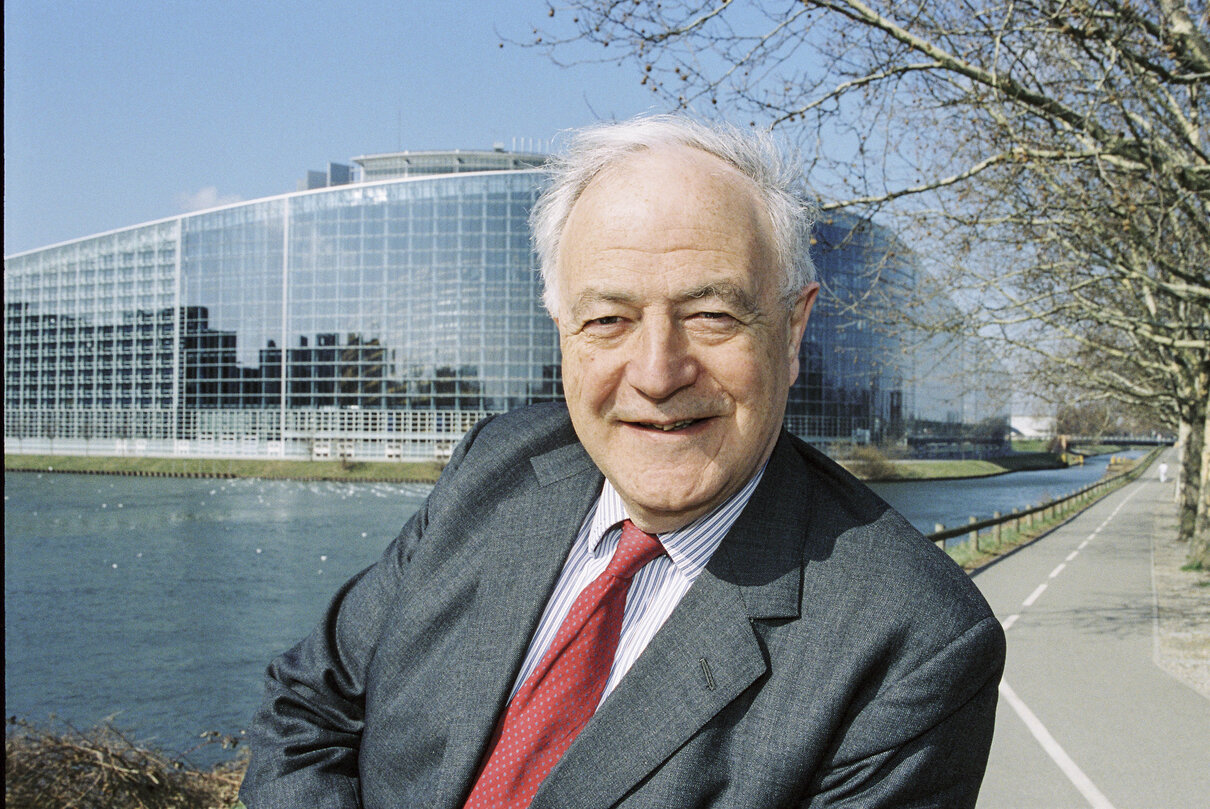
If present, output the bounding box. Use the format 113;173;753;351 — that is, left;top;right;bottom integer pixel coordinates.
999;680;1117;809
996;475;1149;808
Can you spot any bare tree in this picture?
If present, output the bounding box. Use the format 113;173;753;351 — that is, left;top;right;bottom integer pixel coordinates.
535;0;1210;565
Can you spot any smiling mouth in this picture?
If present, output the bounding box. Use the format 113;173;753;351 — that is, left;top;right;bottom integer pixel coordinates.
633;418;701;432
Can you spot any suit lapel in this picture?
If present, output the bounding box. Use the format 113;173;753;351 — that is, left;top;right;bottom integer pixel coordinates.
533;436;810;809
432;443;603;809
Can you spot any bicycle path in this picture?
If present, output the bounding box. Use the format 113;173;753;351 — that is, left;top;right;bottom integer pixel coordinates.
973;447;1209;809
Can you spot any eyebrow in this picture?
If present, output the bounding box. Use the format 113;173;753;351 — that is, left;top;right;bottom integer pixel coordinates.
569;282;759;321
568;289;639;321
682;282;758;314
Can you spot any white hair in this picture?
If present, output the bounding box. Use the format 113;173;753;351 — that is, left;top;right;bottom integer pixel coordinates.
531;114;817;317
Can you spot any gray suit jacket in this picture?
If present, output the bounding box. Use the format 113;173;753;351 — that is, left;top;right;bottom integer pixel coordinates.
241;403;1005;808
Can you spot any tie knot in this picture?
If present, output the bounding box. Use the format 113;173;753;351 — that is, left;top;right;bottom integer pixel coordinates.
606;520;666;581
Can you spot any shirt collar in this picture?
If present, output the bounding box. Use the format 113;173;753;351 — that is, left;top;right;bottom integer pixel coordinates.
588;465;767;581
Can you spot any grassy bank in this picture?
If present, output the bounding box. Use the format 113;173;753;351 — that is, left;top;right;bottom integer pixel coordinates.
8;447;1092;484
4;453;444;483
942;447;1159;570
840;450;1072;481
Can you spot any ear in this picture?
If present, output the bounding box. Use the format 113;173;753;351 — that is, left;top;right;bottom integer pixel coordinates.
787;283;819;353
785;283;819;377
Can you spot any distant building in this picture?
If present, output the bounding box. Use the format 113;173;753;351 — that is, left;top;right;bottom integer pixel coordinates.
4;148;1005;460
1011;415;1056;438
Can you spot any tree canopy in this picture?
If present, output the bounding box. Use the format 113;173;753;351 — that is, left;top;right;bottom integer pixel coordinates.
537;0;1210;562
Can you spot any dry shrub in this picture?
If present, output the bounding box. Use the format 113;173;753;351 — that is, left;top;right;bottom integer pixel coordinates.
849;445;898;480
5;717;246;809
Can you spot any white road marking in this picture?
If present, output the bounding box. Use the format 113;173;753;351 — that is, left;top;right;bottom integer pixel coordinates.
1023;583;1048;607
995;475;1152;807
999;679;1117;809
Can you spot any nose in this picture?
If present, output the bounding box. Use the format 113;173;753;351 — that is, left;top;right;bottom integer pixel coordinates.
624;317;699;400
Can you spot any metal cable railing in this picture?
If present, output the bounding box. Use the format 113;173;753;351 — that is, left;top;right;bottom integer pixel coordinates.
927;446;1164;550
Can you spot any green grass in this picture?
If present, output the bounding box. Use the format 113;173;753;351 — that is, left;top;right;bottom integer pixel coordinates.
1069;444;1124;456
14;447;1075;485
841;452;1069;481
876;459;1006;479
1010;438;1051;453
944;487;1106;569
4;453;444;483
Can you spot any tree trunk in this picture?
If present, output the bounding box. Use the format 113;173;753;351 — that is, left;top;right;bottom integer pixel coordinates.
1190;408;1210;568
1177;405;1205;546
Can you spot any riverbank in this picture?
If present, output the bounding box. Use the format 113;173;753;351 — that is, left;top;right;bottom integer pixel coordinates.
839;450;1080;481
4;453;444;483
7;448;1197;807
7;449;1082;483
4;717;246;809
938;448;1157;571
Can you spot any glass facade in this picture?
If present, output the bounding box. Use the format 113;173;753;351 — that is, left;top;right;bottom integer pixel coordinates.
785;212;916;444
353;149;547;182
5;154;1003;460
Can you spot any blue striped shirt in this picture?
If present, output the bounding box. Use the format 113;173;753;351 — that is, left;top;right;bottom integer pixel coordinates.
508;467;766;707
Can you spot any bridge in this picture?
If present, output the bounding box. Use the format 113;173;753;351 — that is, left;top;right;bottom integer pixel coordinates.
1063;434;1176;446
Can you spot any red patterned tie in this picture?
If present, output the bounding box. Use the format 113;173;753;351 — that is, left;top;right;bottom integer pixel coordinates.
463;520;665;809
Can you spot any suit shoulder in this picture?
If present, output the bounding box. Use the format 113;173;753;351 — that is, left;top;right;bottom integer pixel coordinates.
462;402;579;461
426;403;585;509
776;433;995;629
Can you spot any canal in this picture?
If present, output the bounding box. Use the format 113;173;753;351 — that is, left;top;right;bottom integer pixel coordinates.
869;450;1144;536
3;454;1139;761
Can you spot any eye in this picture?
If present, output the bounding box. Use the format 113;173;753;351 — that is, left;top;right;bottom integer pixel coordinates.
690;310;738;325
578;314;629;337
685;309;743;338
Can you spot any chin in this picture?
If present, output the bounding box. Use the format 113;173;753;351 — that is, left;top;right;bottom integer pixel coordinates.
618;474;723;519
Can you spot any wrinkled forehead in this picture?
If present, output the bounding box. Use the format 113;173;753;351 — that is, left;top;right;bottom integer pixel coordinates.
585;144;762;215
562;145;774;259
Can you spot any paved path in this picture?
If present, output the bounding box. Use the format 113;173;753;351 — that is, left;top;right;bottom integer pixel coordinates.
973;448;1209;809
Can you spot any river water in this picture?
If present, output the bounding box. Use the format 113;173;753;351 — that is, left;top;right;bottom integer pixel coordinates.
3;454;1140;761
3;473;428;762
869;450;1143;535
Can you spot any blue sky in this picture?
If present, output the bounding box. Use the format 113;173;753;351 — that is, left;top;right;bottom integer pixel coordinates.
3;0;663;255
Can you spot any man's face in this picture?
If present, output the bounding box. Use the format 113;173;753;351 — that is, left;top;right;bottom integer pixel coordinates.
554;145;818;533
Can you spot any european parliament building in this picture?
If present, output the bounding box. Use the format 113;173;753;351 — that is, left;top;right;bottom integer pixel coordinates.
4;148;1002;461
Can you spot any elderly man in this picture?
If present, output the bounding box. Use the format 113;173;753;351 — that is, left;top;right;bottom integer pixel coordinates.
240;116;1005;808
